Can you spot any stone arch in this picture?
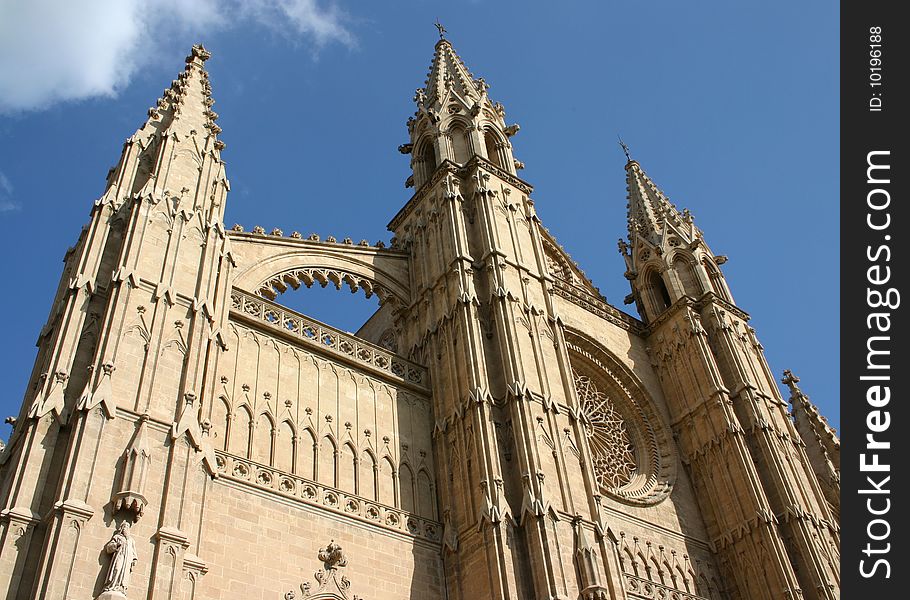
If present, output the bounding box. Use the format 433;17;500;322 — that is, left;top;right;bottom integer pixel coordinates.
447;121;471;164
564;329;676;506
379;455;396;507
252;412;275;465
339;441;357;494
642;266;671;315
275;419;295;473
211;395;231;451
702;258;732;302
358;448;378;500
398;462;416;513
318;435;337;488
230;405;253;458
416;468;435;519
413;136;437;187
483;127;507;170
299;428;318;480
671;252;702;298
229;236;411;308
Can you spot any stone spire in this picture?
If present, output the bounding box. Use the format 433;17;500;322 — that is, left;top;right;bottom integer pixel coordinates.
402;33;519;188
421;35;488;110
621;157;729;322
138;44;223;149
624;159;696;247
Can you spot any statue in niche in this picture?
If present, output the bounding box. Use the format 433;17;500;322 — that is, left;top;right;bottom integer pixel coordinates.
101;522;138;595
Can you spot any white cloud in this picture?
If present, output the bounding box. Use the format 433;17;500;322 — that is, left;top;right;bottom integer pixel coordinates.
0;171;19;213
0;0;354;113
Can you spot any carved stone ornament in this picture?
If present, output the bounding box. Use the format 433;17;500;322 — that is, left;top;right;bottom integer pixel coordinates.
574;371;637;490
97;522;138;599
113;414;152;519
289;540;364;600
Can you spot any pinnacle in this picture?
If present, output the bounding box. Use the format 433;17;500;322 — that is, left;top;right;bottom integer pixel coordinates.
419;34;487;109
137;44;223;151
625;160;684;243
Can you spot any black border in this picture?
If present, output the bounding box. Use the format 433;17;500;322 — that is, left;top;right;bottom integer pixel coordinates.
841;2;907;595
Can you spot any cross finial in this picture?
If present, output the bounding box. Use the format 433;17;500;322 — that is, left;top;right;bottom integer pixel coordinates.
781;369;802;396
618;136;632;161
435;20;447;39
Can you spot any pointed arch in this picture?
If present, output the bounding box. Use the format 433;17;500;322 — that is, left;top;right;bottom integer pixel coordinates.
275;419;295;473
339;442;357;494
379;456;396;506
703;258;732;302
299;428;318;480
319;435;337;487
673;253;702;298
252;412;275;465
448;123;471;165
483;127;509;171
622;547;639;577
230;405;253;458
398;462;416;513
211;396;231;451
414;137;437;187
416;468;435;519
358;448;378;500
675;564;690;593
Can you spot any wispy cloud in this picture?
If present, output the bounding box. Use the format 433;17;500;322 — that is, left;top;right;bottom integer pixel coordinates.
0;0;355;114
0;171;19;213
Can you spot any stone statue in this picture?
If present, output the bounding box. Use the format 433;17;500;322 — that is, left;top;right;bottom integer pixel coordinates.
102;522;138;595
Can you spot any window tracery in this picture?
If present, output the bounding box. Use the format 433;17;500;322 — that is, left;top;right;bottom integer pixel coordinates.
573;370;637;491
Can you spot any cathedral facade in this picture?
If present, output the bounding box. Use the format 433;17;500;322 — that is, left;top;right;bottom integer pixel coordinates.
0;39;840;600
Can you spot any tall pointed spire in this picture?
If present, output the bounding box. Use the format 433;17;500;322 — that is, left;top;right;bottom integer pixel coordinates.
625;159;694;246
621;156;733;322
138;44;223;151
402;31;520;188
421;35;487;108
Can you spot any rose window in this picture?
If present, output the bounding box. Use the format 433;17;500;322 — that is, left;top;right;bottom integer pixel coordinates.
573;371;637;491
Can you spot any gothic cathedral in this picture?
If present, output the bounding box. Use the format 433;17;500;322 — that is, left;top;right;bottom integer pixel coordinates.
0;38;840;600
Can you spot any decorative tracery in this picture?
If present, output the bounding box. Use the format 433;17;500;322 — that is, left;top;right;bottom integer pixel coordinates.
573;370;637;491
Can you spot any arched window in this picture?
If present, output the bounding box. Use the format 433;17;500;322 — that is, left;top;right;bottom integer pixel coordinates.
449;125;470;164
647;269;671;314
484;129;503;169
415;140;437;187
703;259;731;302
673;256;701;298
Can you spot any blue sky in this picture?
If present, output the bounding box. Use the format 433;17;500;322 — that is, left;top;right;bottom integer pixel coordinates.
0;0;839;439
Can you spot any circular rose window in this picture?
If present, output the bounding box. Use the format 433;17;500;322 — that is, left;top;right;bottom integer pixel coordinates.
568;334;675;506
574;371;637;490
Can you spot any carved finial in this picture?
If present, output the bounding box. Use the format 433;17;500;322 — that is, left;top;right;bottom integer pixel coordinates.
618;136;632;161
617;238;630;257
781;369;802;396
191;44;211;62
318;539;348;569
434;19;447;39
